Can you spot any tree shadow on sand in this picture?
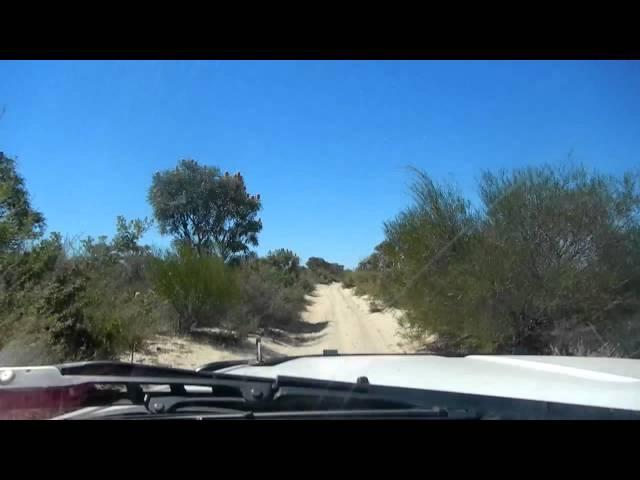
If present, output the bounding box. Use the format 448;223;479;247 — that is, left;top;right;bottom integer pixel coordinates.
261;320;330;347
188;315;331;352
280;319;329;334
187;329;282;358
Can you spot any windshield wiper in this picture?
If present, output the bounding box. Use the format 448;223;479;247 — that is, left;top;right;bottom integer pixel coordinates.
93;408;481;420
0;361;275;414
1;361;481;419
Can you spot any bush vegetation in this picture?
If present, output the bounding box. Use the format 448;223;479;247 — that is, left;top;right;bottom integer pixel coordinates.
350;165;640;357
7;148;637;362
0;154;323;364
306;257;345;284
223;256;312;336
149;246;240;333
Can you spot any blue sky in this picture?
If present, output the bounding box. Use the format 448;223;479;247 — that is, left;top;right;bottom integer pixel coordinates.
1;60;639;268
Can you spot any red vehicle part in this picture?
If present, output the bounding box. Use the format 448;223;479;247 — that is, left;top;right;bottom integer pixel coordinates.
0;384;93;419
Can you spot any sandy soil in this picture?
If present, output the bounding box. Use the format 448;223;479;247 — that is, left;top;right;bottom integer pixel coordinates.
127;283;416;369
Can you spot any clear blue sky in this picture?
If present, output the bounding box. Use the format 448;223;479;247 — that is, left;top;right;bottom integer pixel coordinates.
1;60;639;268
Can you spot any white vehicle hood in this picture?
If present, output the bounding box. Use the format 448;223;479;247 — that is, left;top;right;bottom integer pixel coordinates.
216;354;640;411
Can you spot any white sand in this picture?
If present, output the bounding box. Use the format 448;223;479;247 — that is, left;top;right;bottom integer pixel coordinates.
127;283;416;369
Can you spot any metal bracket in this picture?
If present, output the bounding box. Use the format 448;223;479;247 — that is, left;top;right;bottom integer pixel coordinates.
256;336;263;363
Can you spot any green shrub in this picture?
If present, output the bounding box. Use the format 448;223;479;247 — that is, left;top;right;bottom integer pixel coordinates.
84;271;172;358
354;165;640;356
342;271;356;289
265;248;300;287
150;247;240;333
1;158;167;362
219;259;311;335
298;270;316;294
306;257;345;284
39;265;103;361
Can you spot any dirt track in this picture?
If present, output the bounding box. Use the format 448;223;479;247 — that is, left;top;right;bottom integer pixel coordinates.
298;282;404;354
130;283;411;369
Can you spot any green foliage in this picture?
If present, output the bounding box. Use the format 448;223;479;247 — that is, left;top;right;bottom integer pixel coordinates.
38;265;100;361
223;257;310;335
79;235;111;261
346;270;384;299
476;165;640;353
150;246;240;333
0;152;45;254
79;216;152;265
0;232;66;354
298;269;316;294
0;155;171;363
1;213;167;362
342;271;356;288
306;257;345;284
265;248;300;287
32;255;169;362
1;152;316;362
1;232;64;296
352;165;640;356
111;215;153;256
148;159;262;261
84;283;170;360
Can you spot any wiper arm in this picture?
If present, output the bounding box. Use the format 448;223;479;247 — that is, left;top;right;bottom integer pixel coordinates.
141;374;407;415
2;361;481;418
266;375;477;413
89;408;481;420
248;408;481;420
71;362;476;416
145;395;247;414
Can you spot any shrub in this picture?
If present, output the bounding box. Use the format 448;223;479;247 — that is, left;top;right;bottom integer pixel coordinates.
83;268;173;359
353;165;640;356
39;265;102;361
220;259;311;335
150;247;240;333
342;271;356;289
298;270;316;294
1;158;168;363
265;248;300;287
306;257;345;284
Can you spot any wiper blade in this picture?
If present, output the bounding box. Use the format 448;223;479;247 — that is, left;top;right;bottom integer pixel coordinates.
244;408;482;420
1;361;481;418
65;407;481;420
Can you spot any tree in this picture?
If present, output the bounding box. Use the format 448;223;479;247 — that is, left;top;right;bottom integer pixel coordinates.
111;216;153;256
265;248;300;286
148;159;262;261
0;152;45;254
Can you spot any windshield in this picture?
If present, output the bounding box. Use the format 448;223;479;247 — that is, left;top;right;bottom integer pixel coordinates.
1;60;639;406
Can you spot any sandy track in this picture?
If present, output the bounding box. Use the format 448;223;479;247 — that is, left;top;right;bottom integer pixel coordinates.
129;283;411;369
306;282;405;354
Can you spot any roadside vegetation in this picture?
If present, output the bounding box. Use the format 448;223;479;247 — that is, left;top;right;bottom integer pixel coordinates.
346;164;640;357
7;147;636;362
0;154;343;365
